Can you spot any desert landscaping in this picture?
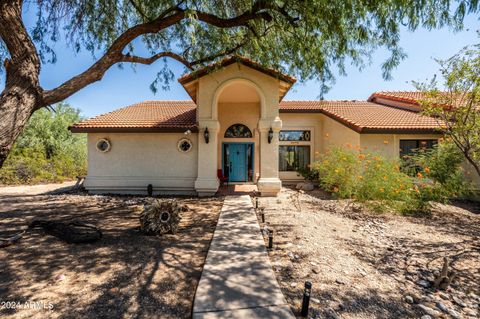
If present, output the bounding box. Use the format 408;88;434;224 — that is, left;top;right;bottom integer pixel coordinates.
2;184;478;318
258;187;480;319
2;1;480;319
0;187;222;319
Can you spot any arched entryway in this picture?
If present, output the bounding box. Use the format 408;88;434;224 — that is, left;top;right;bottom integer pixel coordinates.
192;60;287;196
216;81;261;183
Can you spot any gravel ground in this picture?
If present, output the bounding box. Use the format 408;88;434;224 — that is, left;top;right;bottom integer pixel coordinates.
258;187;480;319
0;192;222;319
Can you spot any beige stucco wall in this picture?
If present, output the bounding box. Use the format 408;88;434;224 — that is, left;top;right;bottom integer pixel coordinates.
82;62;480;195
217;102;261;181
360;133;442;159
197;63;281;120
321;116;361;152
361;133;479;190
85;133;198;194
276;115;480;189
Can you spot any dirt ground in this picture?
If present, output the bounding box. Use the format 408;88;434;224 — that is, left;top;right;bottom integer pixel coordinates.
0;181;76;195
258;187;480;319
0;191;222;319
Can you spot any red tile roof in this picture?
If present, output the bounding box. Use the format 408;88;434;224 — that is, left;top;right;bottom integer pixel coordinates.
280;100;441;133
368;91;426;106
71;100;442;134
69;101;197;133
178;55;296;85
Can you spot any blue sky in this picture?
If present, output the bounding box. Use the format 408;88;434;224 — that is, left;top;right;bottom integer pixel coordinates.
2;10;479;118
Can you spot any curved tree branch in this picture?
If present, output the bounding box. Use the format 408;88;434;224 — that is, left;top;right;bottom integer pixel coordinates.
42;2;274;105
120;51;192;69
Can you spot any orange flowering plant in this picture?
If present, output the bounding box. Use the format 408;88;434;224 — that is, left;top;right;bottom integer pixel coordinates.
311;147;416;212
355;151;414;211
311;142;472;213
311;147;358;198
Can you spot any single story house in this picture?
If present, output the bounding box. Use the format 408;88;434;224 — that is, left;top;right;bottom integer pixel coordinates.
71;56;460;196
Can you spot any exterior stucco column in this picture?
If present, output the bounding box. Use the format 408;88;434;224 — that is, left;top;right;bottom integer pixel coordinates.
257;117;282;196
195;120;220;196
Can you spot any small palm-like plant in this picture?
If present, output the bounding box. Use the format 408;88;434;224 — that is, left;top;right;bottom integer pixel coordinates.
140;199;183;235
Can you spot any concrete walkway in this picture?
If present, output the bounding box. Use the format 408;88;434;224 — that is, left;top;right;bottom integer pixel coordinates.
193;195;295;319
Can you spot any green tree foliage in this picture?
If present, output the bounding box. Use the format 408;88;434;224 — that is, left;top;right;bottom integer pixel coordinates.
414;41;480;178
1;1;478;92
403;141;470;202
0;103;86;185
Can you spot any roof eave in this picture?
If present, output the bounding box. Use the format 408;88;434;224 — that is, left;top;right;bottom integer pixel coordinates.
69;126;199;133
279;109;441;134
368;93;420;106
178;56;296;85
359;127;442;134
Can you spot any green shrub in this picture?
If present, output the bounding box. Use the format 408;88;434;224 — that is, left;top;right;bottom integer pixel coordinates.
311;148;358;198
0;103;87;185
311;144;471;214
356;155;415;212
312;147;418;213
403;141;469;203
296;166;320;181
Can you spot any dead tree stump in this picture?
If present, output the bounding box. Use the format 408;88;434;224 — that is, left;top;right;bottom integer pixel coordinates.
434;257;456;291
140;199;182;235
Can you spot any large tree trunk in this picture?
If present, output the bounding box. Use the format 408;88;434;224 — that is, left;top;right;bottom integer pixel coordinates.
0;0;43;167
0;90;40;166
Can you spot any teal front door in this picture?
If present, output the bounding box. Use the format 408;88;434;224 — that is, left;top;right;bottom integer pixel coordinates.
228;144;247;182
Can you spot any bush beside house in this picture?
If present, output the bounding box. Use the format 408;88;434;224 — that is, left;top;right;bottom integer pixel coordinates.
306;141;469;214
0;103;87;185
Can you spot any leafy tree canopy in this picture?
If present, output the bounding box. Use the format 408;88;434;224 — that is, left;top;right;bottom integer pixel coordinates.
1;0;478;93
415;40;480;178
0;102;87;184
14;102;85;159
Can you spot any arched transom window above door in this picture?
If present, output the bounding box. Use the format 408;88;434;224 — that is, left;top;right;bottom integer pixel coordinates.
224;124;253;138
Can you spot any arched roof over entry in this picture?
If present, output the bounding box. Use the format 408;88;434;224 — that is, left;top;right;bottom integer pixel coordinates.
178;56;296;103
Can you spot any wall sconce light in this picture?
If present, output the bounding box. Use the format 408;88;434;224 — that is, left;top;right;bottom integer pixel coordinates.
267;127;274;144
204;127;210;144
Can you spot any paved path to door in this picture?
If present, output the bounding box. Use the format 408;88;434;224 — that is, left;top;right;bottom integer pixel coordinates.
193;195;295;319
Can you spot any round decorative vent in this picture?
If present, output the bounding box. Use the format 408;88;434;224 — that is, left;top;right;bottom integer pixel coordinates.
96;138;111;153
177;138;193;153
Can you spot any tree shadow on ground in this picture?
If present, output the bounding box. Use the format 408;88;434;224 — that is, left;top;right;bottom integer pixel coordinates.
298;288;417;318
302;185;480;239
405;204;480;239
343;232;479;303
265;188;480;318
0;194;222;319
